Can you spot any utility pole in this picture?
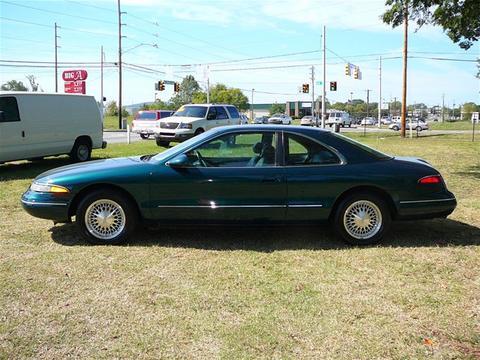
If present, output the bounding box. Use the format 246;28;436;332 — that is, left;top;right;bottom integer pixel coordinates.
441;93;445;122
54;22;60;93
400;1;409;138
206;65;210;103
311;66;315;123
250;88;254;121
364;89;372;136
117;0;125;129
321;25;326;128
100;46;104;119
378;56;382;128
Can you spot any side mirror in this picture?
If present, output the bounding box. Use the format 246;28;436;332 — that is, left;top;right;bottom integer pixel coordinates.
0;111;5;122
166;153;190;168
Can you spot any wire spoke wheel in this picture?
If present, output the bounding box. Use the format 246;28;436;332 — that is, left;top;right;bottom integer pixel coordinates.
85;199;126;240
343;200;382;240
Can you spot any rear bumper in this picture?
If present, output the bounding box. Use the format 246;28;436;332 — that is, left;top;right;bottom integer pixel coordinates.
102;141;107;149
396;193;456;220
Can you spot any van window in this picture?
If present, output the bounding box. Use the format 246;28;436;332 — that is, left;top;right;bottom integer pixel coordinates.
215;106;229;120
226;106;239;119
136;112;156;120
0;97;20;122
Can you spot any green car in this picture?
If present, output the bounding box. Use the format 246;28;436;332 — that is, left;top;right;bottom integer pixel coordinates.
22;125;456;245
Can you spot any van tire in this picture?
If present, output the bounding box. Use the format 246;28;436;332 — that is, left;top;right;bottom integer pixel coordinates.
70;139;91;162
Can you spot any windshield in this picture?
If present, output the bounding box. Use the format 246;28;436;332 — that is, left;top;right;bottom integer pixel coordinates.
173;105;207;118
330;133;392;160
136;112;156;120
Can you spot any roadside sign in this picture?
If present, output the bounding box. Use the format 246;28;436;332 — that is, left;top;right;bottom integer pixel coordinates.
64;81;86;94
472;112;479;123
62;70;88;81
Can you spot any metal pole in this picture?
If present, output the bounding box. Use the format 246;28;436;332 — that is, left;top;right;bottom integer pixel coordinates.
250;88;254;121
100;46;104;118
311;66;315;122
206;65;210;103
117;0;123;129
364;89;371;136
441;93;445;122
54;22;58;93
378;56;382;128
321;25;326;128
400;2;409;138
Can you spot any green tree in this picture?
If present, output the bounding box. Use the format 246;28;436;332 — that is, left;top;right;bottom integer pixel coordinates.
193;84;249;111
382;0;480;49
269;103;286;115
169;75;201;110
105;101;119;116
462;102;479;120
1;80;28;91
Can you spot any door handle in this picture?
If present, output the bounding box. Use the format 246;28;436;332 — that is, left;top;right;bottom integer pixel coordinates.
262;177;282;183
22;131;25;138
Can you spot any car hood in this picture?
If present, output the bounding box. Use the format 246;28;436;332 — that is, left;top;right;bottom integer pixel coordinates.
164;116;204;123
35;156;148;184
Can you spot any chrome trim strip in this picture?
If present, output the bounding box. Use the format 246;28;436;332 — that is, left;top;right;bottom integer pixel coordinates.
288;204;323;208
399;198;456;204
21;199;67;206
157;204;324;208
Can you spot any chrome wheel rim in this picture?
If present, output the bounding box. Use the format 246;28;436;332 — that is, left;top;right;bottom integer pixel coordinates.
343;200;382;240
77;144;89;161
85;199;126;240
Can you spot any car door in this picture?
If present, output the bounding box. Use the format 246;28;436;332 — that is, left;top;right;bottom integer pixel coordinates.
215;106;230;127
283;132;345;221
149;130;287;223
0;96;28;162
205;106;219;130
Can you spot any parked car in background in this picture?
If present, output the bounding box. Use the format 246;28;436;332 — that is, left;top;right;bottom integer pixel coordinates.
253;115;269;124
240;114;249;125
360;117;376;126
389;120;429;131
300;115;319;126
22;125;456;246
326;111;351;127
0;92;106;164
132;110;174;139
268;113;292;125
381;116;392;125
153;104;241;147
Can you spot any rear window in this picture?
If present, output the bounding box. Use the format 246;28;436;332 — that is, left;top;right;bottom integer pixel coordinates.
226;106;239;119
136;112;157;120
330;133;392;160
0;97;20;122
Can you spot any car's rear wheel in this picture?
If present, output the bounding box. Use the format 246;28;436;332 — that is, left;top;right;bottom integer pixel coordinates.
155;138;170;147
333;192;391;245
70;139;91;162
140;133;150;139
76;189;138;245
392;125;399;131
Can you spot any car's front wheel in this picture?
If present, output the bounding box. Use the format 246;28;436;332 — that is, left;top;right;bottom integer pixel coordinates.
76;189;138;245
140;133;150;139
333;192;391;245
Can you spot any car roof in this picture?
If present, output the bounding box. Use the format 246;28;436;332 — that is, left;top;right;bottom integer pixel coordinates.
209;124;330;134
182;103;237;107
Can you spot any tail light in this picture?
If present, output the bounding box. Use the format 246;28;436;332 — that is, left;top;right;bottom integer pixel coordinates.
418;175;442;184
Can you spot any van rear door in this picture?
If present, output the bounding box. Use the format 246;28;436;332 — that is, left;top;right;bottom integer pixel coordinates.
0;96;29;162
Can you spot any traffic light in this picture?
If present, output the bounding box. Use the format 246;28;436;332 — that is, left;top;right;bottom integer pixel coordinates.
345;63;351;76
157;80;165;91
329;81;337;91
174;82;180;92
302;83;309;93
353;66;359;79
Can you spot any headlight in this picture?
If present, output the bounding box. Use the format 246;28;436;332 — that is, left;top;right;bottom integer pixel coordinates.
178;123;192;129
30;182;70;193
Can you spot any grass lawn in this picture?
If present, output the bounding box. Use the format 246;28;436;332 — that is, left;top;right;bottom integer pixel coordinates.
103;115;134;130
429;121;476;131
1;133;479;358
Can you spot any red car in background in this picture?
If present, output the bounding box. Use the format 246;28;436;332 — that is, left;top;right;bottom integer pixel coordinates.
132;110;174;139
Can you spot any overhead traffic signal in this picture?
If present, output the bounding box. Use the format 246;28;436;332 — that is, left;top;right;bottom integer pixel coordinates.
302;83;309;93
329;81;337;91
156;80;165;91
173;82;180;92
353;66;360;80
345;63;351;76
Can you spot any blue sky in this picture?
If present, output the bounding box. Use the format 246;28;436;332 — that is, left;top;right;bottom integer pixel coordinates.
1;0;479;108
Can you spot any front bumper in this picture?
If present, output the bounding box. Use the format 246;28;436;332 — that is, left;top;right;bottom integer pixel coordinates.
21;190;71;222
155;130;195;142
396;192;457;220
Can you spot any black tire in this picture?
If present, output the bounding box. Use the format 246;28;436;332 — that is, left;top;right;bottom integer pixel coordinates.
76;189;138;245
155;138;170;147
140;133;150;139
416;126;422;132
194;128;204;136
333;192;391;246
70;139;91;162
392;126;399;131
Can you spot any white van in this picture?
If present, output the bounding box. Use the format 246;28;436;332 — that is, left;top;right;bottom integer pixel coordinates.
326;110;351;127
154;103;241;147
0;92;106;163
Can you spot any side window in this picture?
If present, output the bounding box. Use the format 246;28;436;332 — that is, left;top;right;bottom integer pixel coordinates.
160;111;172;119
207;107;217;120
226;106;240;119
215;106;229;120
0;97;20;122
286;134;340;166
186;132;277;168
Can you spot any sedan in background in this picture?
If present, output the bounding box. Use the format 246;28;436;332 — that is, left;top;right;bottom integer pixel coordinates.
268;113;292;125
360;117;376;126
22;125;455;246
253;116;269;124
389;120;429;131
300;115;319;126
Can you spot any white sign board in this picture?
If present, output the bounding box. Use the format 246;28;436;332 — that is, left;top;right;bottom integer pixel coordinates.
301;102;312;108
472;112;479;124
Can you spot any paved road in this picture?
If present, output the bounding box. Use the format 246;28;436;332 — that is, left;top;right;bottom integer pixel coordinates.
103;126;474;145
